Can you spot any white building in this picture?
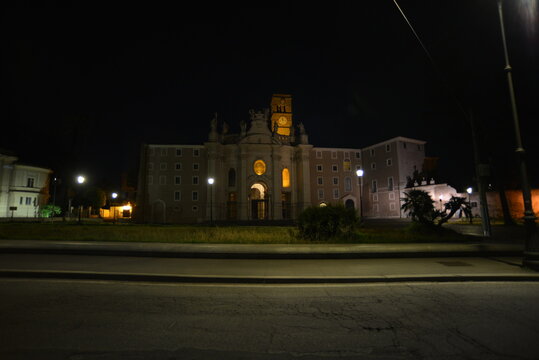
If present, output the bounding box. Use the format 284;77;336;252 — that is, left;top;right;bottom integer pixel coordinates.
0;152;52;218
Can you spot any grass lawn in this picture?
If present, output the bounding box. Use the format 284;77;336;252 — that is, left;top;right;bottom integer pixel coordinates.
0;222;476;244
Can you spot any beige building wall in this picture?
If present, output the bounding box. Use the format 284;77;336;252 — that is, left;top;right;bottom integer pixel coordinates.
310;147;363;211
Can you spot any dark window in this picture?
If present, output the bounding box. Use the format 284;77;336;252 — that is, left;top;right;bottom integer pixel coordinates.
228;168;236;187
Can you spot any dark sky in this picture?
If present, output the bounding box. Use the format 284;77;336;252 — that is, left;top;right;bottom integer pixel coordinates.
2;1;538;192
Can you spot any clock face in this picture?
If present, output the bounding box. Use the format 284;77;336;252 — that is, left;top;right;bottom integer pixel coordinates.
278;116;287;126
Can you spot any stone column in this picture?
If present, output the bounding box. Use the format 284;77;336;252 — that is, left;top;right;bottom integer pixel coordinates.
296;144;313;213
271;146;283;220
239;148;249;220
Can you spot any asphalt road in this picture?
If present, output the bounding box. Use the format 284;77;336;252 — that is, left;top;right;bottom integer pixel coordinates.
1;279;539;359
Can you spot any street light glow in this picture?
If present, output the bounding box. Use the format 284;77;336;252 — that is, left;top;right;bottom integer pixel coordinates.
356;169;364;177
207;177;215;185
112;192;118;199
467;187;473;194
76;175;86;184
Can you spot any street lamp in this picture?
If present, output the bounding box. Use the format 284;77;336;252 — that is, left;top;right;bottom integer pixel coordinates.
111;192;118;222
207;177;214;224
497;0;538;268
76;175;86;224
467;187;473;224
356;169;364;221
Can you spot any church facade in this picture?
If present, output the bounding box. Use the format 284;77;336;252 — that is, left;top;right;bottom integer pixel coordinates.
135;94;427;223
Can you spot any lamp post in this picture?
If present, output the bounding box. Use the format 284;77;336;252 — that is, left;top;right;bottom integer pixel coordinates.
467;187;473;224
76;175;86;224
111;192;118;223
497;0;538;268
356;169;364;221
207;177;214;225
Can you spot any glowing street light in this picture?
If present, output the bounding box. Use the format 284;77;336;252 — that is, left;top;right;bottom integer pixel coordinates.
207;177;215;224
356;169;364;220
76;175;86;224
466;187;473;224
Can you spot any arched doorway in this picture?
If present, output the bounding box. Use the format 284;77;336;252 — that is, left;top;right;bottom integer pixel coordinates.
151;200;166;223
250;182;268;220
345;199;355;210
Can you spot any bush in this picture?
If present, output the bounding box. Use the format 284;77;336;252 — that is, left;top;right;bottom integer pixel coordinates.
297;205;359;241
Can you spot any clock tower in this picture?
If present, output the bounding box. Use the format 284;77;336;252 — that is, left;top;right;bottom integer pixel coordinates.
270;94;293;136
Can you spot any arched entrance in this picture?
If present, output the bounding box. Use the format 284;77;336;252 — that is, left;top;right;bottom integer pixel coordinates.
151;199;166;223
250;182;268;220
345;199;355;210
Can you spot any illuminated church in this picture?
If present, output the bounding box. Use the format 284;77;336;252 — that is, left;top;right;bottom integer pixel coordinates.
136;94;429;223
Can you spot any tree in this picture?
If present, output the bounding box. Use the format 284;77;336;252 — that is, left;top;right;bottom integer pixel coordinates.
40;204;62;218
437;196;472;226
401;189;436;225
401;190;472;227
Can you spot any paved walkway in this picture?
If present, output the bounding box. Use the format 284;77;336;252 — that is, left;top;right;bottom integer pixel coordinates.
0;239;524;259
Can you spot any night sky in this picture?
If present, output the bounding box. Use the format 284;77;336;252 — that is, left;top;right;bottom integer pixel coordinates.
2;1;538;192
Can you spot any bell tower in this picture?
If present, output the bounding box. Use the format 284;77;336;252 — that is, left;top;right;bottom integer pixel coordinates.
270;94;293;136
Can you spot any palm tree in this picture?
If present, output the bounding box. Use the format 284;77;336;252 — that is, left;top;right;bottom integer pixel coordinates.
401;190;436;225
437;196;472;226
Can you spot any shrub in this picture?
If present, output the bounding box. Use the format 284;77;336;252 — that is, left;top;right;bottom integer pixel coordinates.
297;204;359;241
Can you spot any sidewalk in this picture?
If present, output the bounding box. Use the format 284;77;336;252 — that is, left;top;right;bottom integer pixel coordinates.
0;238;524;259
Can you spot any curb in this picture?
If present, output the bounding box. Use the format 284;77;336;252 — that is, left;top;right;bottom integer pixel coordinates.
1;269;538;284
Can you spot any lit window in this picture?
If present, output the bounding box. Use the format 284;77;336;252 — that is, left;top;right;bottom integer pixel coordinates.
282;168;290;188
343;160;351;171
253;160;266;175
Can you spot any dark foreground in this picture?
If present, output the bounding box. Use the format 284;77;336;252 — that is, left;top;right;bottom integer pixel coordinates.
1;279;538;359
